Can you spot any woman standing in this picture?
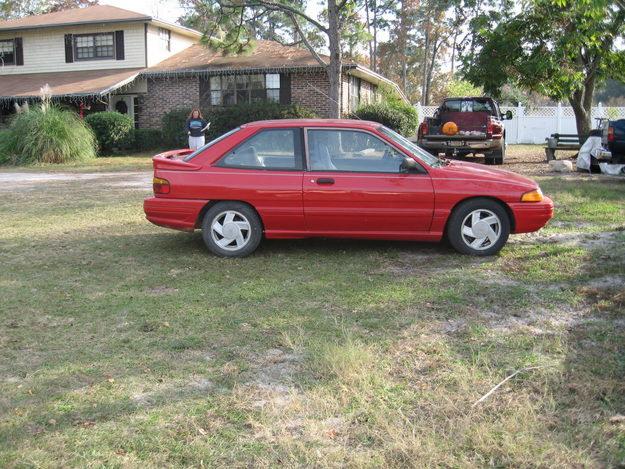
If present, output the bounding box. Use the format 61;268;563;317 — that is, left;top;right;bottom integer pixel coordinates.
186;109;210;150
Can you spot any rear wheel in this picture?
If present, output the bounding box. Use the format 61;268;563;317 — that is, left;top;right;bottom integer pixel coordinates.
447;199;510;256
201;202;262;257
493;141;505;165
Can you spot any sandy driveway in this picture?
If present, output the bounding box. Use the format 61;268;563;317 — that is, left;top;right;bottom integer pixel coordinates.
0;171;152;191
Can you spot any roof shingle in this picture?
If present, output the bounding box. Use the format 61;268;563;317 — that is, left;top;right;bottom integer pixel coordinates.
0;68;143;99
0;5;150;31
145;40;334;74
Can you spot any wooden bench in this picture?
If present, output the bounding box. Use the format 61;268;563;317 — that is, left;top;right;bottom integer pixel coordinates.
544;133;581;161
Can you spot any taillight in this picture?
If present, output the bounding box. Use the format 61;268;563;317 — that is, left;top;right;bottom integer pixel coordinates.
419;121;429;137
153;177;170;194
608;126;615;142
486;117;494;138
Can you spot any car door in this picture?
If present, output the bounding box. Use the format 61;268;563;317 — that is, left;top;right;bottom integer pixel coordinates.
205;127;306;235
302;127;435;236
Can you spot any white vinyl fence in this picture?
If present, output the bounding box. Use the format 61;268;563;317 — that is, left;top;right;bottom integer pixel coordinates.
415;103;625;144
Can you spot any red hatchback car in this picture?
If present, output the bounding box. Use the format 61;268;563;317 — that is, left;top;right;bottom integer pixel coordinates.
144;119;553;257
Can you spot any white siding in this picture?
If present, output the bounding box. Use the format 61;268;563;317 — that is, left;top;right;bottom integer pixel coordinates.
0;22;146;75
145;24;195;67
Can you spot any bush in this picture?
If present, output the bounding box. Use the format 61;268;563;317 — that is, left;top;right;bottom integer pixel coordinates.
85;111;134;154
133;128;164;152
356;83;419;136
0;130;13;165
161;109;191;149
161;103;317;148
352;102;418;136
1;106;96;165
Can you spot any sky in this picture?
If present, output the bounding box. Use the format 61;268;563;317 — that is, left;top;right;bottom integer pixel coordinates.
100;0;186;23
100;0;324;26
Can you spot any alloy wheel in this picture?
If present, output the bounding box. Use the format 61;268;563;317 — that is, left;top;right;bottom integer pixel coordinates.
210;210;252;251
460;209;502;251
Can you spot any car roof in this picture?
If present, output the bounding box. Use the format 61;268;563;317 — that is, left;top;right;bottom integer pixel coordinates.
443;96;494;101
241;118;382;129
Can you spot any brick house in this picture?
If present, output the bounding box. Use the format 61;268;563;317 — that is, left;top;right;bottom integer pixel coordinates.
0;5;406;129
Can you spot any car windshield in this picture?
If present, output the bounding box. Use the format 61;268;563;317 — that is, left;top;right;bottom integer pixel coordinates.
183;127;242;161
378;126;443;167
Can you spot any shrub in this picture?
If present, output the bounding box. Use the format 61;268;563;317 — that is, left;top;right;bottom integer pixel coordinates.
161;103;317;148
0;130;14;165
161;109;191;149
352;103;418;136
2;106;96;165
85;111;134;154
360;83;419;136
133;128;164;152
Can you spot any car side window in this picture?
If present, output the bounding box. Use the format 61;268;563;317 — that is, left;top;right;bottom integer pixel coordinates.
307;129;406;173
217;129;302;170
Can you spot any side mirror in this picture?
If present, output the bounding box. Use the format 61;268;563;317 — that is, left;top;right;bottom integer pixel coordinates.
504;110;513;120
400;156;419;173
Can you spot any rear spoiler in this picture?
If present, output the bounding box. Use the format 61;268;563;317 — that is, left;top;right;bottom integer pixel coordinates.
152;149;202;171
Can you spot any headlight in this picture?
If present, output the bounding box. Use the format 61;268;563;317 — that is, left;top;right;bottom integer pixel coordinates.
520;188;543;202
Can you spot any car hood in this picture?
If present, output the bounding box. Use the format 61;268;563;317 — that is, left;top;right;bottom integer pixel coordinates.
438;160;538;189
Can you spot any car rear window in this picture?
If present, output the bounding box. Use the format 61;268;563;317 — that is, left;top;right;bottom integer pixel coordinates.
442;99;495;115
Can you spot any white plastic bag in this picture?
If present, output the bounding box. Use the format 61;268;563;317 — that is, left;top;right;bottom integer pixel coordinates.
576;136;603;171
599;163;625;176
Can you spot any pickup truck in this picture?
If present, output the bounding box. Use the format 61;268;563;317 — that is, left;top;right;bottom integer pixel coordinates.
604;119;625;163
417;96;512;165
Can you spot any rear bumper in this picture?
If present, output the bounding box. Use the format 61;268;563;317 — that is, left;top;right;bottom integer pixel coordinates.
143;197;208;232
510;197;554;233
419;138;500;152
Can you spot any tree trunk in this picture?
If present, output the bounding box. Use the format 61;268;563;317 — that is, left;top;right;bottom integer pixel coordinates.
372;0;378;72
365;0;373;70
421;26;430;104
450;30;459;76
326;0;342;118
568;77;595;141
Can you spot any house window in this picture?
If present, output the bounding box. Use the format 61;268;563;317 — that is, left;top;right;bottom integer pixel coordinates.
349;76;361;111
158;27;171;51
202;73;283;107
0;39;15;65
74;33;114;60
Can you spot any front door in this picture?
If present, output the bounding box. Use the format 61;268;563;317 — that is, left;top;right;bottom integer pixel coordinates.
302;128;434;236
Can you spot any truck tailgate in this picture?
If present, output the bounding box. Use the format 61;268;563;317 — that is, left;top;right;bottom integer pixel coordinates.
439;111;489;132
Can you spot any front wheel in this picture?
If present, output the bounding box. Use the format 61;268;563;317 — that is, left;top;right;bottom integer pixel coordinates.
201;202;263;257
447;199;510;256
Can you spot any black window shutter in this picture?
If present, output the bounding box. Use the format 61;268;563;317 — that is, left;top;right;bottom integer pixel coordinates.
14;37;23;66
64;34;73;63
279;73;291;105
115;30;125;60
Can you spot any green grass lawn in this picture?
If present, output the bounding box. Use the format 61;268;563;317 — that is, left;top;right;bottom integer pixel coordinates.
1;154;624;467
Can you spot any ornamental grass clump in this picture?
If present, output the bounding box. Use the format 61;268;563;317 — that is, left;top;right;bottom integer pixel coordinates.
1;85;97;165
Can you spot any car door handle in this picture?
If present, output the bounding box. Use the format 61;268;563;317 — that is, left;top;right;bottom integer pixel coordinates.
315;178;335;185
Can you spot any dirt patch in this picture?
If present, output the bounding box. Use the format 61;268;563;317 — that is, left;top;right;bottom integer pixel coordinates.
510;230;622;249
243;348;303;409
145;286;179;296
0;171;150;191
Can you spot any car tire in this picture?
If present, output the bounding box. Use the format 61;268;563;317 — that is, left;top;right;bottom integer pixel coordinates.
447;198;510;256
201;202;263;257
492;143;505;165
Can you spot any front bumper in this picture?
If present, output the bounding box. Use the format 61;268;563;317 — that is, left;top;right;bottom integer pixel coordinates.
509;197;554;233
143;197;208;231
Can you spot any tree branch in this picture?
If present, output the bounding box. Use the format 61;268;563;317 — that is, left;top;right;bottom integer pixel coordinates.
287;11;328;68
220;0;328;33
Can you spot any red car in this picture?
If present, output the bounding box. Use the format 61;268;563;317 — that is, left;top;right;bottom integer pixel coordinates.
144;119;553;257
